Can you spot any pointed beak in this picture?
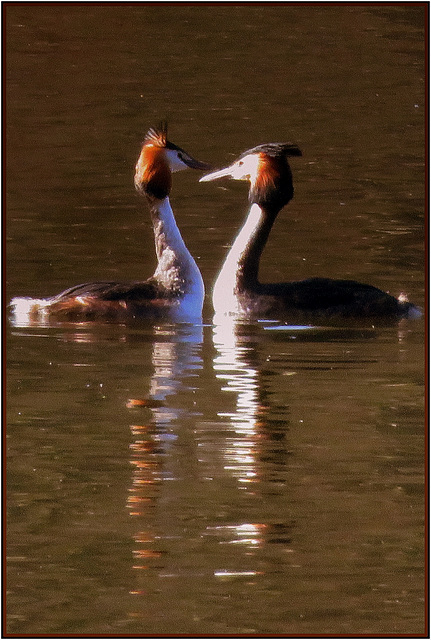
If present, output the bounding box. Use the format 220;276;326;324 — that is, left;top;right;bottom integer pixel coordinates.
199;165;234;182
180;151;213;171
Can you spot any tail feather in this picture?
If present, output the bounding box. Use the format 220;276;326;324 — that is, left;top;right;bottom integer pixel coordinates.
397;293;422;319
8;297;51;326
405;304;422;320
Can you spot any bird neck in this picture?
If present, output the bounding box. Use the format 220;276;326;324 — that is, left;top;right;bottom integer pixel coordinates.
149;197;203;295
213;202;278;306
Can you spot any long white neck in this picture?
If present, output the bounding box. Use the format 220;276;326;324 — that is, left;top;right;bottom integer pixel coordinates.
151;197;204;303
213;203;269;314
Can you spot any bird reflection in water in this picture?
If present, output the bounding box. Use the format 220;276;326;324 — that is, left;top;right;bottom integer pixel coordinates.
207;316;295;554
126;324;203;593
212;317;292;484
46;319;296;601
126;316;295;603
213;322;266;485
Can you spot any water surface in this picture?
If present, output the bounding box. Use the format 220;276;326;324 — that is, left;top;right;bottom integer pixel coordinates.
5;3;425;636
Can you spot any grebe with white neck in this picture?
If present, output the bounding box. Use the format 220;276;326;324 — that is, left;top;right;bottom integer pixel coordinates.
200;142;420;324
10;123;210;325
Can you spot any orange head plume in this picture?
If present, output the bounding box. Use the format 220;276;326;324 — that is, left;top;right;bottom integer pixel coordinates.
135;122;211;200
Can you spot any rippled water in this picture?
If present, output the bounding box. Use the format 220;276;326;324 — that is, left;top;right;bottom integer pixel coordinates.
5;3;426;636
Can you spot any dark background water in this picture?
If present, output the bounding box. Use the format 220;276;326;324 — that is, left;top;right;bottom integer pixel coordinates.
5;3;426;636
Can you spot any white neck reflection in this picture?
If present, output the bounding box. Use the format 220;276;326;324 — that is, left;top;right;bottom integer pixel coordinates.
127;323;203;577
212;317;261;484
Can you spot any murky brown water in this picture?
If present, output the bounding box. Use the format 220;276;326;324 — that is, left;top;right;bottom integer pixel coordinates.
5;3;426;636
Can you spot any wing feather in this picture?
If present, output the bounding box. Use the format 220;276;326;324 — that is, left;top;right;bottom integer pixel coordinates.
51;279;168;303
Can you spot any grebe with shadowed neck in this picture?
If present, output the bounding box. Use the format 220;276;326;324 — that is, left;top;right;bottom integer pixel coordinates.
10;124;210;324
200;143;420;324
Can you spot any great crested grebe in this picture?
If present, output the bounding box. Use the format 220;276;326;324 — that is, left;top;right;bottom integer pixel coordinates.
200;142;420;323
10;124;210;324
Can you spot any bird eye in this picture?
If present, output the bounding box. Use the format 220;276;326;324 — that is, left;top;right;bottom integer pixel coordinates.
238;160;244;167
